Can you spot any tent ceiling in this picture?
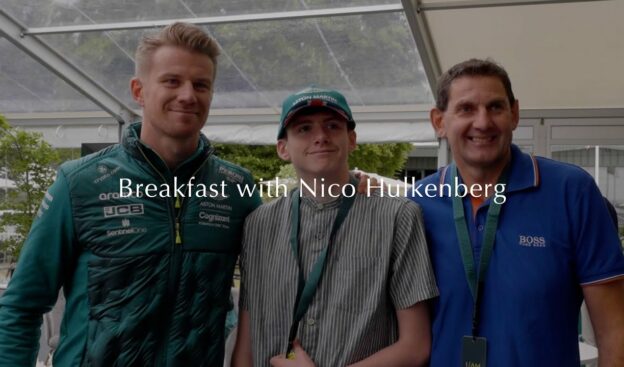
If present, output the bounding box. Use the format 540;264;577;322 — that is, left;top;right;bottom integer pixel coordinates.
420;0;624;109
0;37;99;113
2;0;401;27
1;0;623;146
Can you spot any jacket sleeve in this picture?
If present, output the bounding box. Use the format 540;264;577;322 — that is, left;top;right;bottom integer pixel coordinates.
0;170;78;366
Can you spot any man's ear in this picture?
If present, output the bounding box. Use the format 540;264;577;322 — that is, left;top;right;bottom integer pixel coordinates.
348;130;357;153
276;139;291;161
511;99;520;131
430;108;447;138
130;77;144;106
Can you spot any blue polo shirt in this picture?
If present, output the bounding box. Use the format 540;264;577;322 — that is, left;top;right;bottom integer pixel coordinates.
410;145;624;367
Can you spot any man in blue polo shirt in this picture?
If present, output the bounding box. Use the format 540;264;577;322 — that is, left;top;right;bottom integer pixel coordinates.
410;58;624;366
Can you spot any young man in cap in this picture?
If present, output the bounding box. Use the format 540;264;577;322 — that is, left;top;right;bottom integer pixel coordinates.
410;58;624;366
232;87;438;367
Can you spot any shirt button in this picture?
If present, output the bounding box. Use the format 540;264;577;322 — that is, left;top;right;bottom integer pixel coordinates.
306;318;316;326
477;225;484;231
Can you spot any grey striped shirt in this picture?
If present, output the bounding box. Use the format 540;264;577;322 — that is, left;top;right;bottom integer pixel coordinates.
240;191;438;367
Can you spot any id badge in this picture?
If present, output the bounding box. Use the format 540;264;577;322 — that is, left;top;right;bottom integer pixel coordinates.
461;336;487;367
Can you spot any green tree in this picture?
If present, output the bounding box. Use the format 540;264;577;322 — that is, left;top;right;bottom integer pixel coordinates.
276;163;297;180
0;115;60;260
214;142;412;181
349;143;412;178
56;148;81;163
213;144;283;182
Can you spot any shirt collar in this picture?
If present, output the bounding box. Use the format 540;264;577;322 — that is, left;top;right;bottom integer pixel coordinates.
301;195;342;210
505;144;540;193
439;144;540;193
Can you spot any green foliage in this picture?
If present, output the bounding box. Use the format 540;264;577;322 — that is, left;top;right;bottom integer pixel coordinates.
213;144;283;182
260;163;299;204
213;142;412;182
0;115;60;259
56;148;81;164
349;143;412;178
276;163;297;180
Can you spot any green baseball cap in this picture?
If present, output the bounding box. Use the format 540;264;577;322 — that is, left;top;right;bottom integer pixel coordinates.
277;86;355;139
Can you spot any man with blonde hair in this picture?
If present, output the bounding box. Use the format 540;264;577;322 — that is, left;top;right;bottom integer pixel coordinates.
0;22;261;366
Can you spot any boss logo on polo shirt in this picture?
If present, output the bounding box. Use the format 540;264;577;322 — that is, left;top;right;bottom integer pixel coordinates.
518;235;546;248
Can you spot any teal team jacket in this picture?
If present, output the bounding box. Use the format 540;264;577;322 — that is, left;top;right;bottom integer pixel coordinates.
0;123;261;366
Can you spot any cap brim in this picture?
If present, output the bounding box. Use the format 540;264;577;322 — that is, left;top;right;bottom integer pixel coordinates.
282;105;353;131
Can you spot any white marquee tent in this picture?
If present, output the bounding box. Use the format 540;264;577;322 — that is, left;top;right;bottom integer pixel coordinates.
1;0;622;152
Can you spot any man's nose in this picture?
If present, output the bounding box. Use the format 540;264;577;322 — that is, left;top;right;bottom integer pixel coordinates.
177;82;197;104
313;126;330;143
473;106;492;129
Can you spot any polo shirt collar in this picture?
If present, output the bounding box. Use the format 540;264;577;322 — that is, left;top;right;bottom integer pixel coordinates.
505;144;540;193
439;144;540;193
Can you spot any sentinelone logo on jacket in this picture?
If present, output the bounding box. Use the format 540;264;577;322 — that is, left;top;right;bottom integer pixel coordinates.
117;176;507;203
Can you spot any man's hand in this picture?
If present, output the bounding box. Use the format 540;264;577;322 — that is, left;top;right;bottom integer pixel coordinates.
353;171;381;194
270;341;316;367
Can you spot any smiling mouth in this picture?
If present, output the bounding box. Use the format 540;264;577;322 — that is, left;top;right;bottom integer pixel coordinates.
170;110;198;115
308;150;336;155
468;136;496;144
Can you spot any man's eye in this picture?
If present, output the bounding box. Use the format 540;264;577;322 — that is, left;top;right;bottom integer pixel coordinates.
194;82;211;91
164;79;179;86
489;104;503;112
327;122;341;129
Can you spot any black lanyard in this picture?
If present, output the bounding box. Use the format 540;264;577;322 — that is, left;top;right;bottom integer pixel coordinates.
450;165;507;338
285;177;358;356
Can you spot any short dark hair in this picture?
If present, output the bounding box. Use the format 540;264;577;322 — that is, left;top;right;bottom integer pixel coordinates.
435;58;515;111
282;107;353;139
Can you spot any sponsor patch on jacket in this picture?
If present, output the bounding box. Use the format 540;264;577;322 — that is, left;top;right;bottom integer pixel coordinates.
103;204;144;217
198;211;231;228
106;219;147;237
218;166;244;183
93;165;121;184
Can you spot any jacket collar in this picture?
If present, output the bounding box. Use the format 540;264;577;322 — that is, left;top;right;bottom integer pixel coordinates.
122;122;214;177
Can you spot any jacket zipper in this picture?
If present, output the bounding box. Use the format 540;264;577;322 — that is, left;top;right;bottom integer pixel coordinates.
137;145;210;366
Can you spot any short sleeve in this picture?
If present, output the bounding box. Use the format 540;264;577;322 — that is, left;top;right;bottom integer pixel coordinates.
573;176;624;285
389;201;439;309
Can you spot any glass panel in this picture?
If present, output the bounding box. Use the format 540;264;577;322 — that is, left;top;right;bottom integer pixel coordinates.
551;145;624;234
2;0;80;28
516;145;533;154
0;39;99;113
173;0;401;18
2;0;399;27
1;0;189;28
40;31;139;109
209;12;431;107
40;12;431;109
